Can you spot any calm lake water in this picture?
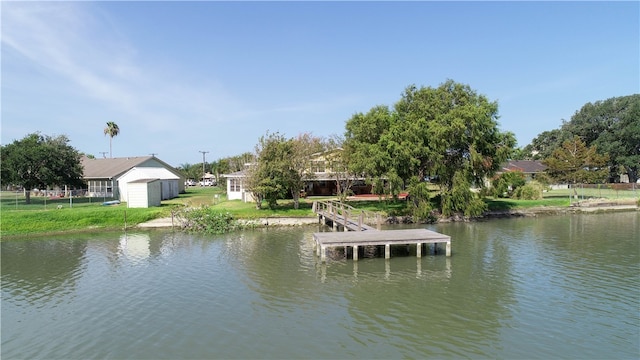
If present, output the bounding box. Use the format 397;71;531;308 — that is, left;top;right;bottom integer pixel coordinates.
2;212;639;359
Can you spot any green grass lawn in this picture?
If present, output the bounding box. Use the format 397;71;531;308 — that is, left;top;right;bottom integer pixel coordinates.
543;186;639;200
485;197;570;211
0;187;321;237
485;186;639;211
2;184;637;238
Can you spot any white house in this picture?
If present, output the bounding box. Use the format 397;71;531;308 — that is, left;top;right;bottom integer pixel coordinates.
224;169;254;202
81;155;185;204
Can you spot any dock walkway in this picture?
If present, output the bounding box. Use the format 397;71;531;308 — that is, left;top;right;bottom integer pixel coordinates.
312;200;451;262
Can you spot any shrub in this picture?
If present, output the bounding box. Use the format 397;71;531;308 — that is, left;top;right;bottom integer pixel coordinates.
175;206;242;234
513;181;544;200
491;171;526;198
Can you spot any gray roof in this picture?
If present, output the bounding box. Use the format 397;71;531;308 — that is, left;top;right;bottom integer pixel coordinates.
501;160;547;174
222;170;248;178
81;156;156;179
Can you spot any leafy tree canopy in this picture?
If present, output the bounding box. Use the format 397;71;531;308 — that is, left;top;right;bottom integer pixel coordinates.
524;94;640;182
522;128;572;160
1;133;84;203
288;133;326;208
246;132;296;209
344;80;516;217
543;136;609;184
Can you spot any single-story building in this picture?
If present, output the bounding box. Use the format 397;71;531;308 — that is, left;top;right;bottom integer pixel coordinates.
224;169;253;202
498;160;547;181
81;155;185;204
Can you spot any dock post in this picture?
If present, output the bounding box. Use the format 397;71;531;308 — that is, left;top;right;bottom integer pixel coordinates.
343;209;348;231
321;245;327;263
416;242;422;258
353;245;358;261
446;241;451;257
385;244;390;259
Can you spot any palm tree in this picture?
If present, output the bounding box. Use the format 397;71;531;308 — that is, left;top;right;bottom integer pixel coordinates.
103;122;120;158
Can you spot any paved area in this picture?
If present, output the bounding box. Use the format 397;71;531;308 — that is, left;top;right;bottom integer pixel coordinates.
136;217;178;228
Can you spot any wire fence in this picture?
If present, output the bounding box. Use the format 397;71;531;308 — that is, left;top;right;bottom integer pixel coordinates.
546;183;638;202
0;188;118;210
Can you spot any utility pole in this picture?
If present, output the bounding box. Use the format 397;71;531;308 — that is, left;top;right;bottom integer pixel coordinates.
199;150;209;184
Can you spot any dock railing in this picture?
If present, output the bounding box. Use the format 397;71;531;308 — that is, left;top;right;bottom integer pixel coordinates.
312;199;383;231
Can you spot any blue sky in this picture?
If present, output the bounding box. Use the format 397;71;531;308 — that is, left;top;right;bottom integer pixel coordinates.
2;1;638;167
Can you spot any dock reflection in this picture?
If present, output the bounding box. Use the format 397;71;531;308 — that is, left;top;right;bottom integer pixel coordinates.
318;255;452;283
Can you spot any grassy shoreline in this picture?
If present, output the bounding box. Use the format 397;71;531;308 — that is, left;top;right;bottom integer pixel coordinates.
2;186;638;238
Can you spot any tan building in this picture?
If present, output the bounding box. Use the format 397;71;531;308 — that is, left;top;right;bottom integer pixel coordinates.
223;149;370;202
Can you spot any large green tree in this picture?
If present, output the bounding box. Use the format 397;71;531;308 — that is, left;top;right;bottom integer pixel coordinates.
522;128;572;160
543;136;609;185
524;94;639;182
246;132;295;209
344;80;515;217
343;105;394;178
1;133;84;204
103;121;120;158
565;94;640;182
289;133;325;209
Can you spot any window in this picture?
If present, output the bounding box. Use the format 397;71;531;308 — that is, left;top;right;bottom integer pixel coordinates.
88;180;113;197
230;178;241;192
310;160;325;173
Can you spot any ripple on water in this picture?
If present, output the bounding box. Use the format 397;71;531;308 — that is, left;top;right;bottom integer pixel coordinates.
2;214;639;359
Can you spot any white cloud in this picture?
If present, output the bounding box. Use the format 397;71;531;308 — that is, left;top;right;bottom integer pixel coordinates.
2;2;239;128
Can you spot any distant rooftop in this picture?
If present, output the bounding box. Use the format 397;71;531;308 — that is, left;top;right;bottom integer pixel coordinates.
501;160;547;174
81;156;155;178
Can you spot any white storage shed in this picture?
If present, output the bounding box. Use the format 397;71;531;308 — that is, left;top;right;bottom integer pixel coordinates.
119;167;181;201
127;179;162;208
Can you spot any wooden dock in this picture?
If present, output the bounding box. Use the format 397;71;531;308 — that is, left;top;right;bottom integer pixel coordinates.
312;200;451;262
313;199;381;231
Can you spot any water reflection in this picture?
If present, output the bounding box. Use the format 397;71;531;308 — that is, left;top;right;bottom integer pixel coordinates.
1;213;638;359
319;256;452;282
1;239;87;305
118;233;150;263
